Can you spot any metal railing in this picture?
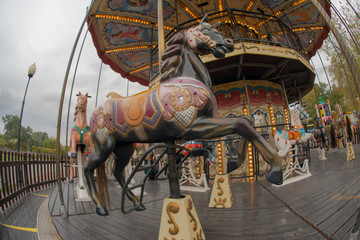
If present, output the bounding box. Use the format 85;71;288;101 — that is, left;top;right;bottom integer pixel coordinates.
149;9;308;83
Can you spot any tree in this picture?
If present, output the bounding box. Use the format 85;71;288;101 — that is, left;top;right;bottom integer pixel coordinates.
320;2;360;112
44;137;56;149
2;114;50;150
31;131;49;147
2;114;20;141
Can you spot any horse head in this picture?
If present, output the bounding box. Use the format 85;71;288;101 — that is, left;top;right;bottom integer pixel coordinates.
187;15;234;58
75;91;89;112
160;15;234;84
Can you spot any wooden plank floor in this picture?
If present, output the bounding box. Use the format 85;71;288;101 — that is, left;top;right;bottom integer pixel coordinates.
0;187;54;240
49;146;360;240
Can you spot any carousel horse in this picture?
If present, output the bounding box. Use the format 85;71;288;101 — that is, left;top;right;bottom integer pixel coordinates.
85;16;283;216
70;92;93;190
333;103;353;145
332;103;355;160
274;104;315;157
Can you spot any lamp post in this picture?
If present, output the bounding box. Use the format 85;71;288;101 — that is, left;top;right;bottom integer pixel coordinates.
17;63;36;152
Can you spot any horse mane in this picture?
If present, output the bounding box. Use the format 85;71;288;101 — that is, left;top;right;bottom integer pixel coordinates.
73;106;78;122
159;31;186;82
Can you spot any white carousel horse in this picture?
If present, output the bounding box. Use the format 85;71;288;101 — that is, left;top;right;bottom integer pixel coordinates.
258;105;314;179
270;105;315;180
274;105;315;157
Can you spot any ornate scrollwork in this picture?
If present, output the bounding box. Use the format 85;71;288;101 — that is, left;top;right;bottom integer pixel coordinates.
216;177;225;196
194;229;204;240
166;202;180;235
186;199;197;231
213;197;227;207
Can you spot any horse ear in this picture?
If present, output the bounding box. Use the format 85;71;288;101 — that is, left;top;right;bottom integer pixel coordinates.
200;14;209;24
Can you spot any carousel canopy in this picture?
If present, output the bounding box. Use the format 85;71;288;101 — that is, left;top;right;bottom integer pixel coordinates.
87;0;330;90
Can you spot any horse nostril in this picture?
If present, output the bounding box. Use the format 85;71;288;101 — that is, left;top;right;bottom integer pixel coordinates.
225;38;234;47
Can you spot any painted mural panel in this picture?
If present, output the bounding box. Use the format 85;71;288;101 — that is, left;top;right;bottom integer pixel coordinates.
105;23;154;46
213;80;286;180
107;0;175;20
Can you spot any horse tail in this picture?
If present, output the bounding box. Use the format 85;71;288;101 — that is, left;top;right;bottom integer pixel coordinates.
96;164;110;208
330;123;336;148
346;115;353;142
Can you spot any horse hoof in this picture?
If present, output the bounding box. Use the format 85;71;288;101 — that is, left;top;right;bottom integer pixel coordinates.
96;207;109;216
266;168;283;185
227;159;238;173
135;203;146;212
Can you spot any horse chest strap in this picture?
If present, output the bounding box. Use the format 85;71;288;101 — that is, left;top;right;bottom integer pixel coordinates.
74;125;90;143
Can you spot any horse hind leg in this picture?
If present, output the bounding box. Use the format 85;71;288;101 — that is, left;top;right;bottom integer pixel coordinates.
233;116;283;185
84;147;112;216
181;115;283;185
112;143;145;211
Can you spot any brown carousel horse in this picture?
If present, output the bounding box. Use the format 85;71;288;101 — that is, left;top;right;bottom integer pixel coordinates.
85;16;283;216
70;92;92;183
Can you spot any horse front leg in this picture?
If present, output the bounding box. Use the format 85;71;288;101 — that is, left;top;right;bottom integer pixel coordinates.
181;116;283;185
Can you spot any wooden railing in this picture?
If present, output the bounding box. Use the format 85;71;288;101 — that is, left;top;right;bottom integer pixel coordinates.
0;149;67;211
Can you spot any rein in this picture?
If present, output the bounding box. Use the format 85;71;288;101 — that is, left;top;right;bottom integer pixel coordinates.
187;25;216;55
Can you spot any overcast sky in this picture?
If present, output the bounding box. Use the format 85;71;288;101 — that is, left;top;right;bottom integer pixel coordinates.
0;0;349;145
0;1;147;144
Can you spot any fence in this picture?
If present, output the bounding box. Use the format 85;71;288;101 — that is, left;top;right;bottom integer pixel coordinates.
0;149;67;211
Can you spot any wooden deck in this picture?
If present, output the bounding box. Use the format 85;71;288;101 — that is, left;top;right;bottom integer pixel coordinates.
2;145;358;239
0;187;55;240
47;146;360;240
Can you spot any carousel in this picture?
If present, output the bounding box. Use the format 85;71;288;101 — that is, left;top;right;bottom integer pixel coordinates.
47;0;360;239
83;0;330;183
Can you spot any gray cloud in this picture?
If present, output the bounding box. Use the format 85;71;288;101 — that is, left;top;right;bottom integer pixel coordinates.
0;1;147;144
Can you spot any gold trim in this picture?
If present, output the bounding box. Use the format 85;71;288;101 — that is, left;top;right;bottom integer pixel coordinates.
166;202;180;235
186;199;197;231
216;177;225;196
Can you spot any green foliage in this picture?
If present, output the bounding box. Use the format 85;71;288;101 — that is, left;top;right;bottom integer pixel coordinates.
32;146;56;154
44;137;56;149
319;2;360;112
2;115;20;141
1;114;66;154
31;131;49;147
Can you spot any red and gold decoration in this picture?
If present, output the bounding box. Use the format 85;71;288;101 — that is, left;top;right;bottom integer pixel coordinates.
212;80;286;180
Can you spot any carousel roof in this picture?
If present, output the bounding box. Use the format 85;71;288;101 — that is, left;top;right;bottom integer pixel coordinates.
87;0;330;88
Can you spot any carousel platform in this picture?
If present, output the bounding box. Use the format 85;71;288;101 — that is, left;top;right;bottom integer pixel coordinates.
45;146;360;240
3;145;358;239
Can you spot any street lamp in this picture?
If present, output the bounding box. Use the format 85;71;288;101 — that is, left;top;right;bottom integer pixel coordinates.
17;63;36;152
